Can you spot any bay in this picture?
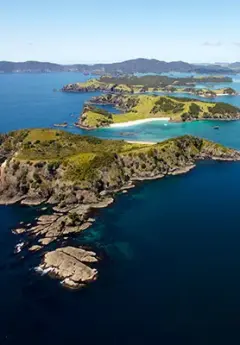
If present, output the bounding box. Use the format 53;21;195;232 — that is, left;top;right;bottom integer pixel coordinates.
1;73;240;344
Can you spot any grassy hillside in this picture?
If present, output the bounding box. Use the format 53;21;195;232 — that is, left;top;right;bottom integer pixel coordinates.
1;129;239;206
79;94;240;128
62;75;233;93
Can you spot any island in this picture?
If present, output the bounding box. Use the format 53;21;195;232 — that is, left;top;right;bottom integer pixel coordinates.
0;129;240;289
76;94;240;129
62;75;233;94
182;87;238;98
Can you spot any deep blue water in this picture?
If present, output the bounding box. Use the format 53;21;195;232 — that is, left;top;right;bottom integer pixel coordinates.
2;73;240;344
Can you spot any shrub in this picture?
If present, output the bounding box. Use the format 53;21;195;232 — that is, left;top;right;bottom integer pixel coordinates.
209;103;238;115
47;161;60;173
189;103;200;116
151;97;184;114
69;212;80;226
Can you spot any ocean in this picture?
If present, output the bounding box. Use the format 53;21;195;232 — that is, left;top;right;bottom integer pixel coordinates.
1;73;240;344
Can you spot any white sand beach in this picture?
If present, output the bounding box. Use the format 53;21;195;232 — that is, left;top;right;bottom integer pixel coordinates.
109;117;170;128
126;140;156;145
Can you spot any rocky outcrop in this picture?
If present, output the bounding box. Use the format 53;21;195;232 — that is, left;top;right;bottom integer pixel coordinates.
2;133;240;207
89;93;139;111
38;246;98;289
3;130;240;290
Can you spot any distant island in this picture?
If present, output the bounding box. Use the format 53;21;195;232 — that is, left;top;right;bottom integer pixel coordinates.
0;58;239;74
182;87;237;98
76;94;240;129
62;75;233;94
1;129;240;289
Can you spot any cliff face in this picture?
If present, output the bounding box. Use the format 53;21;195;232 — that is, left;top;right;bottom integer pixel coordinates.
3;129;240;290
0;130;239;206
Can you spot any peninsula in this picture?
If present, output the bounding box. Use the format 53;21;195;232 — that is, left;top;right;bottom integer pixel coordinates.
1;129;240;289
77;94;240;129
181;87;238;98
62;75;233;94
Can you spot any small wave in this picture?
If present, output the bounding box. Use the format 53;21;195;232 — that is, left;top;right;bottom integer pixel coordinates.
34;266;54;275
14;242;25;254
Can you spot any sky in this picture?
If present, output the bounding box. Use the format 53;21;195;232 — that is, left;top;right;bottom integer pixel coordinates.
1;0;240;64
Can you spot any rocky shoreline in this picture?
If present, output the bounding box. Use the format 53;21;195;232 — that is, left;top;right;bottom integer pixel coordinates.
2;130;240;290
62;76;233;95
8;158;239;289
37;247;98;289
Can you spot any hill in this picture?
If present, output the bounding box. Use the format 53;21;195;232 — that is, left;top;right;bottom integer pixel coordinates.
1;129;239;206
0;59;236;74
77;94;240;129
62;75;232;94
1;129;240;288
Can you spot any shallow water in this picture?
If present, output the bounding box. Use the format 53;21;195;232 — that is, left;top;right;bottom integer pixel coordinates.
1;72;240;145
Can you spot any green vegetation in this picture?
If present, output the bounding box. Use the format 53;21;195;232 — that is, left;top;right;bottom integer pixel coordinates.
80;105;113;128
189;103;201;116
208;103;239;116
11;129;147;162
1;129;238;201
79;94;240;128
151;97;184;114
99;75;232;88
62;75;233;94
222;87;236;95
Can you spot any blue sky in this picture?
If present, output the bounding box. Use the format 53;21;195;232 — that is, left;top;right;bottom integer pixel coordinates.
1;0;240;63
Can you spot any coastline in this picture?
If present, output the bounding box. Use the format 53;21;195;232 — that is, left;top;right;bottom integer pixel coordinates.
126;140;156;145
109;117;170;128
4;134;240;290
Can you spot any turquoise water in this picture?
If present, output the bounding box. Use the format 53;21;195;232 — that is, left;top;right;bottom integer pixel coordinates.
2;73;240;344
1;72;240;145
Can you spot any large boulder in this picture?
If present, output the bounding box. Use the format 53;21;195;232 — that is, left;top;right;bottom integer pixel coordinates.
37;246;98;289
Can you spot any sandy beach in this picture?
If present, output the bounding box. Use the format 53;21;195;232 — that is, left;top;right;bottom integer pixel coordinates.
109;117;170;128
126;140;156;145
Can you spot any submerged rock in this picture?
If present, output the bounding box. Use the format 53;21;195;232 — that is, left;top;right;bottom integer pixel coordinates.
29;245;42;252
38;246;98;289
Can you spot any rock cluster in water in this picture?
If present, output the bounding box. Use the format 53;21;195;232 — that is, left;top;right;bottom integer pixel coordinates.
1;129;240;289
38;246;98;289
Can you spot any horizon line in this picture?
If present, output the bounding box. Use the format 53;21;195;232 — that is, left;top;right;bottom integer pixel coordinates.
0;59;238;65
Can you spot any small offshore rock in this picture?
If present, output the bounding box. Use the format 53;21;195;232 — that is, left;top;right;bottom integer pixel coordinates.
38;237;57;246
12;228;26;235
37;246;98;289
29;245;42;252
